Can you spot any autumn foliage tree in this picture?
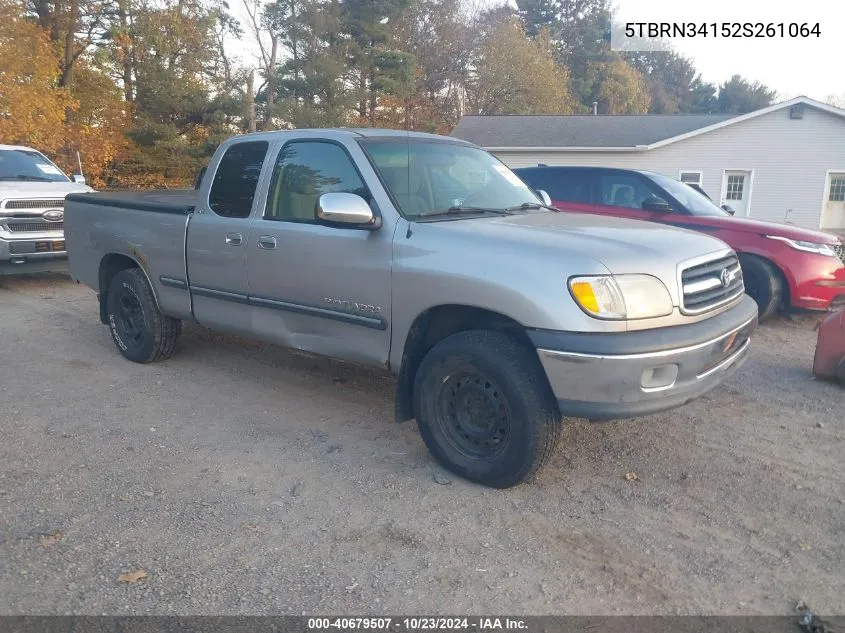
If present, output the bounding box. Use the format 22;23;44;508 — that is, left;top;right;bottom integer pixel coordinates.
467;19;574;115
1;0;778;188
62;62;131;187
0;0;75;152
588;57;651;114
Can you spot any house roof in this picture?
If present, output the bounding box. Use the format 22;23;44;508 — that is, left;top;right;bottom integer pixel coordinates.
451;97;845;152
451;114;734;149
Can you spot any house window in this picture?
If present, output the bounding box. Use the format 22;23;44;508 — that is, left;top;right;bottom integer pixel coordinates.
829;176;845;202
726;174;745;200
679;171;702;186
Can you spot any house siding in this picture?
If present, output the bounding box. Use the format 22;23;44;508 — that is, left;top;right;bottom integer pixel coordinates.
491;106;845;230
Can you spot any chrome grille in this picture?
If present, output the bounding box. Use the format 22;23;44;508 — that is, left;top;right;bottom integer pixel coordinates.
6;220;63;233
3;199;65;210
681;254;744;314
834;243;845;266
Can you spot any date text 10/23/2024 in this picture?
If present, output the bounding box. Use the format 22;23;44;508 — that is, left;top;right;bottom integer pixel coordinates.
307;618;528;631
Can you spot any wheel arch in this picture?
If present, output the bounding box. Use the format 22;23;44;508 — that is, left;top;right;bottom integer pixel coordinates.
737;250;791;310
97;253;160;324
393;304;537;423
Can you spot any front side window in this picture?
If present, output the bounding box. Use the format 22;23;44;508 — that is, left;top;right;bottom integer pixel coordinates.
360;140;541;219
597;173;665;210
264;141;369;222
208;141;268;218
0;149;70;183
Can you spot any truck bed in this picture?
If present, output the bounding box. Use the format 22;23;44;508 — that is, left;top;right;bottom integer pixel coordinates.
65;189;197;214
64;189;196;321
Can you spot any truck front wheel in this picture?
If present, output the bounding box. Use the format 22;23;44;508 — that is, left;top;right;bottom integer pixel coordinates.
105;268;181;363
413;330;561;488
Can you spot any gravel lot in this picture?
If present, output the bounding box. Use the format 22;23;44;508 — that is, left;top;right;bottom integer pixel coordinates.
1;274;843;616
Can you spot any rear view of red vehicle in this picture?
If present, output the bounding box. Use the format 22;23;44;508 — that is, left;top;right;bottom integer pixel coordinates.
515;166;845;320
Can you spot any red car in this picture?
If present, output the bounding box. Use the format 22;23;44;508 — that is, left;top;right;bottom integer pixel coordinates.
515;166;845;319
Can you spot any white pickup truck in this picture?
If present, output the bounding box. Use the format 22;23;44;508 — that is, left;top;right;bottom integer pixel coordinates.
0;144;93;275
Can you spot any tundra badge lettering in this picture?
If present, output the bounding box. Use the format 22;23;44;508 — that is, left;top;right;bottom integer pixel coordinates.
324;297;382;314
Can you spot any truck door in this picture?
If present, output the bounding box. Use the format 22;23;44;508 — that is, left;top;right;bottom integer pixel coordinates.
186;140;269;334
246;139;393;366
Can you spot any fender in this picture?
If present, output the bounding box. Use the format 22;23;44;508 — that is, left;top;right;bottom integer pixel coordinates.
98;252;162;324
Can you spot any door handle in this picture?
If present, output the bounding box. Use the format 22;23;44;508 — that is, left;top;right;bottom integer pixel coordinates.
225;232;243;246
257;235;277;250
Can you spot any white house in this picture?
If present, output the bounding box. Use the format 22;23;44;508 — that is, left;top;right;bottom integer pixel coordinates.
451;97;845;232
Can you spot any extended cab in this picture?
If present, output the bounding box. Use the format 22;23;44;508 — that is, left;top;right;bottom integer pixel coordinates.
0;145;93;275
65;130;758;488
515;165;845;319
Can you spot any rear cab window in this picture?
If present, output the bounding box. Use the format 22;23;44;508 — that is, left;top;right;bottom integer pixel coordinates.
208;141;269;218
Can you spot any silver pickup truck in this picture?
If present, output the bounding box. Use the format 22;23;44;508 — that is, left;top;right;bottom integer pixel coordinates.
65;129;758;488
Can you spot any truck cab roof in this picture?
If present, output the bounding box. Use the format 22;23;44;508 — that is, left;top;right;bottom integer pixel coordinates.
226;128;475;145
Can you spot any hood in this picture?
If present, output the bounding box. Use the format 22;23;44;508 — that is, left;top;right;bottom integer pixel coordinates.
690;214;840;244
420;210;732;278
0;181;94;199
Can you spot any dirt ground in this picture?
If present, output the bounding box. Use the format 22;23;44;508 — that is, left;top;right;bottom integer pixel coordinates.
1;274;843;616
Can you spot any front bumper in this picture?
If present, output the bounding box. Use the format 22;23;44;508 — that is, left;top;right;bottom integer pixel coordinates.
529;295;759;420
0;235;68;275
791;259;845;310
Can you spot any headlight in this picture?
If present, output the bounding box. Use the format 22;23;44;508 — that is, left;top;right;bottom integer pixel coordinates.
765;235;837;256
569;274;674;320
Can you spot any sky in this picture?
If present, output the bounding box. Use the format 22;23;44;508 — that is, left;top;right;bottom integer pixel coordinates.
231;0;845;104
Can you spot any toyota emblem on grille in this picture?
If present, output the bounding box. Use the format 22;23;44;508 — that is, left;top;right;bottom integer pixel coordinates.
42;209;64;221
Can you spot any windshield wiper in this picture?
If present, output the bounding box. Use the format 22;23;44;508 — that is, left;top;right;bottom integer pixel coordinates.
503;201;558;212
0;174;54;182
415;206;515;219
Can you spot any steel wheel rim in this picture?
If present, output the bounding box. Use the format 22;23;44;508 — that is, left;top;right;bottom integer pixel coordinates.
117;292;145;345
435;372;511;460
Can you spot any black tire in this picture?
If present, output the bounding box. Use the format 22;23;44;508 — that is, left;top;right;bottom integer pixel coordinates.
105;268;181;363
739;254;783;320
413;330;561;488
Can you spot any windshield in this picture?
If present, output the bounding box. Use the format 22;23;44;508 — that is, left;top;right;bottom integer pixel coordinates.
647;172;729;217
0;149;70;183
359;139;542;219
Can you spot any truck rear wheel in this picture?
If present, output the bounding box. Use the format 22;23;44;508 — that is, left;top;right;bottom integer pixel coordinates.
739;254;783;320
106;268;181;363
413;330;561;488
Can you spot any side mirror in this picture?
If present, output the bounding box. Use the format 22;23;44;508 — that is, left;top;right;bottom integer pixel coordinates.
194;166;207;190
72;174;86;184
721;204;736;215
537;190;552;206
316;192;378;229
642;197;673;212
